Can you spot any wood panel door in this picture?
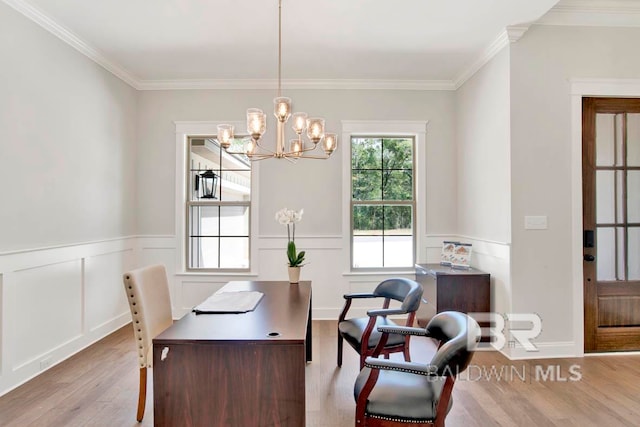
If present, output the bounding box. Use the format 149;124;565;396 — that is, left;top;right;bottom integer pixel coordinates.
583;97;640;352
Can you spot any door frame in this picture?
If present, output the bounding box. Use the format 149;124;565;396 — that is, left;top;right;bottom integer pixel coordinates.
570;79;640;356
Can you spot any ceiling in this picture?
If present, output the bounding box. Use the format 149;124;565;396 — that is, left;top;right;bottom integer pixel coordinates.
6;0;637;89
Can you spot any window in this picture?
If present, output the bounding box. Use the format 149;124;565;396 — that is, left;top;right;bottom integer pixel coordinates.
187;136;251;270
351;136;415;269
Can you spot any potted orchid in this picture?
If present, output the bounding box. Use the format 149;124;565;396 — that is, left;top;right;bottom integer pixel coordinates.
275;207;305;283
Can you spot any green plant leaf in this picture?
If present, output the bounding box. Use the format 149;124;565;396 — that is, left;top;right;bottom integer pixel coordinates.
286;242;305;267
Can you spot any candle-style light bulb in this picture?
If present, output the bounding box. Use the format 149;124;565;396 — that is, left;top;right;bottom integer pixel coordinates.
217;124;234;149
292;112;308;135
323;133;337;155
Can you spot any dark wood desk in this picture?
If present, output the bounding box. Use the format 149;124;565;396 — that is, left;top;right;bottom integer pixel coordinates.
153;281;312;427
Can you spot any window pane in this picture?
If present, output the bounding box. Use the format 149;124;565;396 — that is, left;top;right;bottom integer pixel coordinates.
353;171;382;200
383;235;413;267
220;206;249;236
189;237;219;269
382;138;413;170
352;137;382;170
190;206;219;236
353;236;383;268
220;237;249;268
383;170;412;200
383;205;413;235
353;205;383;235
219;170;251;202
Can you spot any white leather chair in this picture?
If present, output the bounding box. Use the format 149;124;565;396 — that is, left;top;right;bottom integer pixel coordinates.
122;264;173;422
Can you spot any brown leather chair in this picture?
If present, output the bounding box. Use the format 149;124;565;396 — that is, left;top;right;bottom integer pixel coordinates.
122;264;173;422
354;311;481;427
338;278;423;369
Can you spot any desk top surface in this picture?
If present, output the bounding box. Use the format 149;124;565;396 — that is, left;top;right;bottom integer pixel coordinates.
415;263;489;276
153;281;311;345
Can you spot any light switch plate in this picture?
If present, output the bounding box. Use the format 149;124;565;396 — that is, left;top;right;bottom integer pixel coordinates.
524;215;548;230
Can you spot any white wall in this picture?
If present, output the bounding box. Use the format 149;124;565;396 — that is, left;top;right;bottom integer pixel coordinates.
456;48;512;244
0;4;138;252
136;89;457;236
455;47;513;326
0;3;138;395
509;24;640;356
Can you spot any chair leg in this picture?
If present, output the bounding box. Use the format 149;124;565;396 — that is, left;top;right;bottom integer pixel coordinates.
404;340;412;362
137;367;147;422
337;334;344;367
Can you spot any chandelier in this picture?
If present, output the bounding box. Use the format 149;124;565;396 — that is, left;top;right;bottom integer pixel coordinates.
216;0;337;161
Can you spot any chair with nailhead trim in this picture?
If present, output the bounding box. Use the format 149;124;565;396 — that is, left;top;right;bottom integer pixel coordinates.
122;264;173;422
338;278;423;369
353;311;480;427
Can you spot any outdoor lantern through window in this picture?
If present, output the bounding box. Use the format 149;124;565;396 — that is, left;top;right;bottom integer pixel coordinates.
199;169;219;199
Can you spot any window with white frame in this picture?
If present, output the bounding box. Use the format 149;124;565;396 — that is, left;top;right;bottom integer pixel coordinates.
187;136;251;270
350;136;415;269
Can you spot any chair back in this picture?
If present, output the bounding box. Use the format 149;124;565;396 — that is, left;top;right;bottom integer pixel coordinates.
122;264;173;369
373;278;423;312
427;311;481;376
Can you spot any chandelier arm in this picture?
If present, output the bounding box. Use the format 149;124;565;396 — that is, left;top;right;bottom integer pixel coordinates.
254;141;278;155
297;153;330;160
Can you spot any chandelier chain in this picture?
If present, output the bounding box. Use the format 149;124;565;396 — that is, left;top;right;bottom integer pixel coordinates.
278;0;282;97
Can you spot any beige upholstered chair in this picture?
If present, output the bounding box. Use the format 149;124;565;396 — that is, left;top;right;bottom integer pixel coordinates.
122;264;173;422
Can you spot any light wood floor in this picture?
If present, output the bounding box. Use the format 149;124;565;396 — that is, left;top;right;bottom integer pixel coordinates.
1;321;640;426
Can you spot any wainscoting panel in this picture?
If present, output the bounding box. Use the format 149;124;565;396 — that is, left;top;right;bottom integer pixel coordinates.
11;260;83;370
84;249;134;333
0;238;137;396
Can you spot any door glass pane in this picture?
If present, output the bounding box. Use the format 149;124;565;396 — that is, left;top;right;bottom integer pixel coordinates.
220;237;249;268
596;114;615;166
627;114;640;166
596;171;615;223
628;227;640;280
597;227;615;281
617;171;625;223
617;227;626;280
219;206;249;236
628;171;640;223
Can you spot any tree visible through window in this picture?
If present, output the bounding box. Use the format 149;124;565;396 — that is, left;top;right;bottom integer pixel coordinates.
351;137;415;268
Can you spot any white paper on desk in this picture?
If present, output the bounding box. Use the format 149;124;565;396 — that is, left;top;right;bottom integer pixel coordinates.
193;291;264;314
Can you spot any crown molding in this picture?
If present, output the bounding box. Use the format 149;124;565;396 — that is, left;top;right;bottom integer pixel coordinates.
537;0;640;27
453;25;530;89
3;0;141;88
135;78;456;91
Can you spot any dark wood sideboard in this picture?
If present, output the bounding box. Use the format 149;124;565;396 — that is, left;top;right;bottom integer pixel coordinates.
414;263;490;327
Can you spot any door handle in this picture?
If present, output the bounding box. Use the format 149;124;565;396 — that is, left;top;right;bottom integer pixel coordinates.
584;254;595;262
